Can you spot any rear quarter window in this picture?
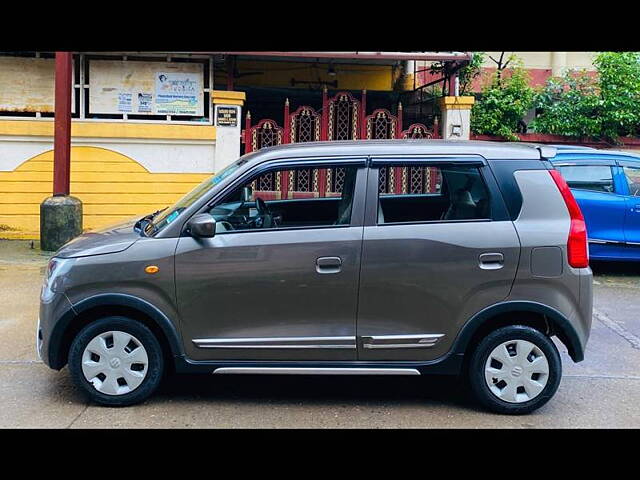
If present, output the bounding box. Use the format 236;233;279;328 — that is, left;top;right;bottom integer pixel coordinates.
556;165;614;193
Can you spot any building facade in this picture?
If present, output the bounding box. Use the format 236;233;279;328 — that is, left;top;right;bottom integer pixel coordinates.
0;51;471;239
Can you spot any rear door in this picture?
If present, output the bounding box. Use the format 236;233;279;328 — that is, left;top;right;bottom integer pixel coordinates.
554;156;626;249
356;157;521;362
618;159;640;245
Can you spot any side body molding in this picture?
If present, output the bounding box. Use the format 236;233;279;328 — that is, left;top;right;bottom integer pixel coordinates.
48;293;184;370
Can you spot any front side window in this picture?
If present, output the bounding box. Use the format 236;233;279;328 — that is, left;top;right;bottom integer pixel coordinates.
623;166;640;196
208;165;359;233
377;164;491;224
556;165;614;193
147;157;248;234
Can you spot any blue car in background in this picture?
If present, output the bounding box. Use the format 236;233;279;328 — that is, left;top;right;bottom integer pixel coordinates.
550;146;640;261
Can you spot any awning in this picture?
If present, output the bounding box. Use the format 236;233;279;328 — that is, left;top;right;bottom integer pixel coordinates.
191;51;472;63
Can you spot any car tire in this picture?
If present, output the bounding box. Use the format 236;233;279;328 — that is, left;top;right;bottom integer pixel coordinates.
68;316;164;407
468;325;562;415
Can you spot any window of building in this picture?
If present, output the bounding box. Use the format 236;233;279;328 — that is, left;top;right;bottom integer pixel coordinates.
556;165;614;193
208;166;359;233
377;164;491;224
0;52;70;119
83;54;212;124
0;53;214;125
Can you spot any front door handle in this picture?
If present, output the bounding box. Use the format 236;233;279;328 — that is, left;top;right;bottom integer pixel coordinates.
633;204;640;213
479;252;504;270
316;256;342;274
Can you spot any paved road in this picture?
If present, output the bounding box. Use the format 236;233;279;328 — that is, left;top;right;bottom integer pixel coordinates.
1;240;639;428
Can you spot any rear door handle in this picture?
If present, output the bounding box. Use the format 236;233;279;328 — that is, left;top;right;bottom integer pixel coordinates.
316;256;342;274
479;252;504;270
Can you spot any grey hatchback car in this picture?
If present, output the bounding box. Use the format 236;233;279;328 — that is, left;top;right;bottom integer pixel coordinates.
38;140;593;414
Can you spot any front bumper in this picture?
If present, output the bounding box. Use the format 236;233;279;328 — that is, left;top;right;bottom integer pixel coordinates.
39;286;76;369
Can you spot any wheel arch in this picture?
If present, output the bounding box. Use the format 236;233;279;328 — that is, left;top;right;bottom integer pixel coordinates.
452;301;584;363
48;294;184;370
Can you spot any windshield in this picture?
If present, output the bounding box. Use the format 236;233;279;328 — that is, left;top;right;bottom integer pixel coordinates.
146;157;247;235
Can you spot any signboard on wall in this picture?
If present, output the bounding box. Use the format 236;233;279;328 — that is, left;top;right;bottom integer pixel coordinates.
216;106;238;127
89;60;204;116
155;72;200;115
0;56;75;114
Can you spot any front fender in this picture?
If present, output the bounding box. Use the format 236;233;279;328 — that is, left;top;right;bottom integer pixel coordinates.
48;293;184;370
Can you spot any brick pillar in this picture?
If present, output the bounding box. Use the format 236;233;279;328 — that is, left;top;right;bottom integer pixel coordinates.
212;90;246;171
437;96;475;140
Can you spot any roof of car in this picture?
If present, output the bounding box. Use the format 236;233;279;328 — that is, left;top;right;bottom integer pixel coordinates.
551;145;597;151
244;139;553;163
551;148;640;160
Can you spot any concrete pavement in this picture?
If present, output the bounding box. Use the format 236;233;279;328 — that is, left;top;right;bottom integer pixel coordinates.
1;240;639;428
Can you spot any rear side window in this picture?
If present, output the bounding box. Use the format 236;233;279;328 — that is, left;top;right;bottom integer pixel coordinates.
622;166;640;196
556;165;614;193
377;164;491;224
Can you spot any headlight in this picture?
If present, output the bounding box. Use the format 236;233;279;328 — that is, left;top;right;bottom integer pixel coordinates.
43;257;75;293
46;258;60;281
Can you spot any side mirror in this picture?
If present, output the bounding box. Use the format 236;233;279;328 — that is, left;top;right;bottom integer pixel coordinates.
187;213;216;238
241;186;253;203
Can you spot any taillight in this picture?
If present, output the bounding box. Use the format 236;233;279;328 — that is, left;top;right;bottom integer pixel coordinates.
549;169;589;268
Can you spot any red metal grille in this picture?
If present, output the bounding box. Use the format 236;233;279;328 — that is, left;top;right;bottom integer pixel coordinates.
327;92;359;141
378;167;388;194
401;123;433;139
294;168;312;192
290;106;320;143
366;109;397;139
328;167;346;194
409;166;424;193
250;119;283;151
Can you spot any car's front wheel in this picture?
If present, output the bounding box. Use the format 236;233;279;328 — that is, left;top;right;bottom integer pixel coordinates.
68;316;164;407
468;325;562;415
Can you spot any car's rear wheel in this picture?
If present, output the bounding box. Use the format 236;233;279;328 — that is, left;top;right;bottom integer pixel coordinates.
468;325;562;415
68;316;164;407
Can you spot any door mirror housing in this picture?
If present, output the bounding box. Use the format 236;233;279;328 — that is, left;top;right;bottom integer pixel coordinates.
187;214;216;238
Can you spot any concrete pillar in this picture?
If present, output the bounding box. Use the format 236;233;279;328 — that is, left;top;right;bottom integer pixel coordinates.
551;52;568;76
40;51;82;251
212;90;246;172
40;196;83;251
437;96;475;140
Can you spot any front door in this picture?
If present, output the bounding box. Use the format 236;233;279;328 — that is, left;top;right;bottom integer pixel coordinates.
555;160;627;259
356;159;521;362
175;162;366;362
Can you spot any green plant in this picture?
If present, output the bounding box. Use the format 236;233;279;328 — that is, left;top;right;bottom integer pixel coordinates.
457;52;484;96
470;56;536;141
533;52;640;142
531;70;601;137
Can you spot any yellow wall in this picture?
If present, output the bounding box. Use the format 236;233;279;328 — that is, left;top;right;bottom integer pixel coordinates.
0;146;210;239
223;60;395;91
0;120;216;140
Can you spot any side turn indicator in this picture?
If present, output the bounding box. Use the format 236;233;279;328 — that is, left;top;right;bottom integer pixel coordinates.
145;265;160;274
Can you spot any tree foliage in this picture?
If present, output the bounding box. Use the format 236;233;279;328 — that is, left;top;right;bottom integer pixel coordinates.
470;55;536;141
457;52;484;96
532;52;640;142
